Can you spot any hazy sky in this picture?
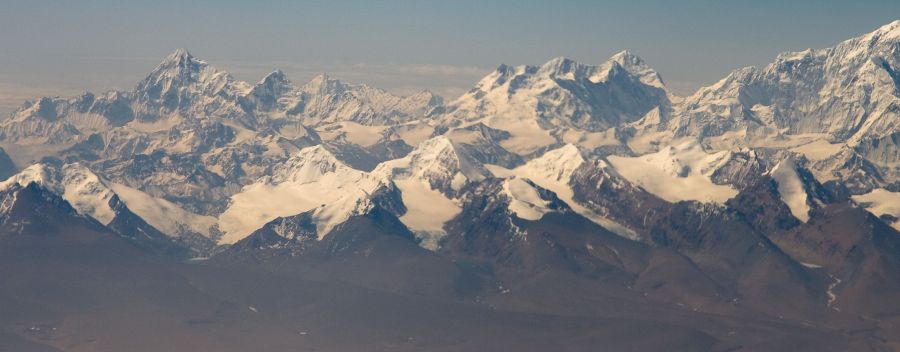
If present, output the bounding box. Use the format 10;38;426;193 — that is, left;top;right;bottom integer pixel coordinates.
1;0;899;113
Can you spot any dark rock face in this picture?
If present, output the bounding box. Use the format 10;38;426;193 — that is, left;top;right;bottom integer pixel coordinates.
0;148;16;181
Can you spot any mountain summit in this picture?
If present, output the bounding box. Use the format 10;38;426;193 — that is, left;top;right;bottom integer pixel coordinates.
0;20;899;351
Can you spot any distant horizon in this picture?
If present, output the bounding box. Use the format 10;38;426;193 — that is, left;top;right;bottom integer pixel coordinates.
2;1;899;114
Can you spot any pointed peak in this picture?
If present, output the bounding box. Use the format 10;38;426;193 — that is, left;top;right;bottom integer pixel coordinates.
297;144;338;160
258;69;290;86
606;50;666;88
609;50;643;66
170;48;191;58
0;163;60;195
555;143;583;157
869;19;900;41
495;63;513;72
539;56;580;73
270;144;356;184
138;48;210;88
159;48;202;67
265;69;285;79
769;156;799;175
520;144;585;182
417;135;456;151
406;136;466;168
303;73;346;94
310;72;331;83
543;56;576;66
774;48;817;64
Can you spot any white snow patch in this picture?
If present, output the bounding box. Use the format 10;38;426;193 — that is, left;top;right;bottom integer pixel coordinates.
606;142;737;204
333;121;388;147
393;122;435;146
769;159;811;222
790;138;844;161
852;188;900;231
0;164;55;191
394;179;461;250
800;262;823;269
59;164;117;225
109;182;218;238
371;136;478;248
502;177;553;221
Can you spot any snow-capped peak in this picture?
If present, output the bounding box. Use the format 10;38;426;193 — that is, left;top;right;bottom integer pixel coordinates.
302;73;346;95
443;54;672;154
268;145;351;184
369;136;491;248
248;69;296;111
218;145;385;244
674;20;900;143
260;69;287;84
0;162;219;239
538;56;585;78
860;19;900;43
374;136;488;192
488;144;585;184
0;163;117;225
608;50;667;89
0;163;57;192
161;48;198;66
144;48;208;83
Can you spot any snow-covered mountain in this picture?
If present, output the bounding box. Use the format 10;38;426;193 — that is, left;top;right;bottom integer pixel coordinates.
673;21;900;143
2;20;899;252
217;145;386;244
4;19;900;352
439;51;673;155
0;22;898;315
0;162;217;256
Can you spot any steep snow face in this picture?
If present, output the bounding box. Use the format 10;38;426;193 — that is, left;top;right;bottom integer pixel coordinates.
0;162;217;238
442;53;671;155
218;145;384;244
606;141;738;203
58;164;118;225
509;144;584;183
769;159;812;222
502;177;554;220
108;182;218;238
487;144;638;239
852;188;900;231
392;179;460;250
373;136;489;193
608;50;669;90
0;163;116;225
673;20;900;143
371;136;488;248
0;164;55;190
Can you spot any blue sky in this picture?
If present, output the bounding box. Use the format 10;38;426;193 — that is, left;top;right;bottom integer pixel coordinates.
1;0;898;112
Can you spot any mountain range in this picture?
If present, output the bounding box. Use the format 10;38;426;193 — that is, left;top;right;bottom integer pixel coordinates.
1;20;899;352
